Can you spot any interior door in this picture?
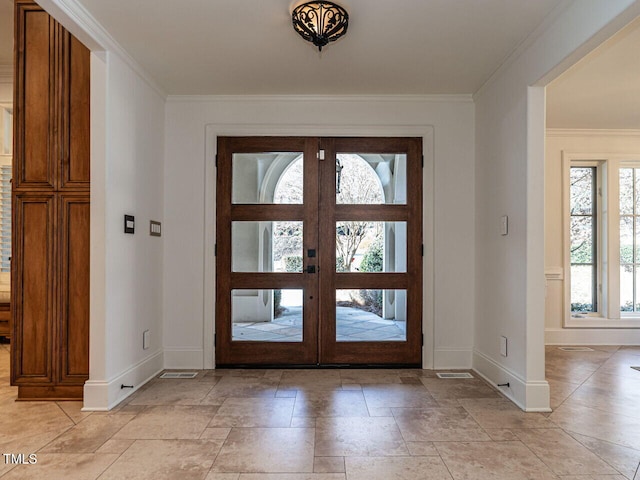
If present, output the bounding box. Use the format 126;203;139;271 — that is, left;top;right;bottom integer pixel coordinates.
215;136;422;366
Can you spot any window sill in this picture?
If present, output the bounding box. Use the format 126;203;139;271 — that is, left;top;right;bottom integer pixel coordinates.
565;316;640;328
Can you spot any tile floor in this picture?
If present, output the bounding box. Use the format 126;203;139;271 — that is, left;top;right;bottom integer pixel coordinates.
0;343;639;479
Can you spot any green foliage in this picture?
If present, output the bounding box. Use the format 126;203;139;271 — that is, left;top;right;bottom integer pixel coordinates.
336;256;348;272
284;256;303;272
358;289;382;316
571;302;593;313
360;237;383;273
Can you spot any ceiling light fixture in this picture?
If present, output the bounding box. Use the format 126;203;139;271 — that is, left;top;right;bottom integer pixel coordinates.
292;1;349;52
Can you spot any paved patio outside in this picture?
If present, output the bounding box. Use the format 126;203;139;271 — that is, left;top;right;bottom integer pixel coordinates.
232;306;406;342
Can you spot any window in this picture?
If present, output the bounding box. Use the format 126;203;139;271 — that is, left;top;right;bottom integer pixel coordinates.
564;154;640;326
0;106;11;283
570;167;598;313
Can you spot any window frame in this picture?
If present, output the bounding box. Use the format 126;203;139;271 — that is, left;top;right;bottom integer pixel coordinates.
563;152;640;328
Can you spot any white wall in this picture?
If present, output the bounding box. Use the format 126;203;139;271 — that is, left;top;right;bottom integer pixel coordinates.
84;51;165;410
545;129;640;345
474;0;640;411
163;95;476;370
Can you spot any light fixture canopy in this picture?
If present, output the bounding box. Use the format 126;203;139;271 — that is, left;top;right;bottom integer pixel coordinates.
292;1;349;51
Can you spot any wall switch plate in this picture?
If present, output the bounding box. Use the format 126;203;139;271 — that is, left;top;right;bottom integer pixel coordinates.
500;336;508;357
124;215;135;234
150;220;161;237
143;330;150;350
500;215;508;236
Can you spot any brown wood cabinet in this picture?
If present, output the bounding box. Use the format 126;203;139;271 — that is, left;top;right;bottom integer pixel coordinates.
11;1;90;400
0;304;10;338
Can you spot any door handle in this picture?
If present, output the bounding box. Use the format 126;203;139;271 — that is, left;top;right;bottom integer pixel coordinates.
306;265;316;274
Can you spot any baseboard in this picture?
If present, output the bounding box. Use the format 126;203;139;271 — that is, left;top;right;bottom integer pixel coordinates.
83;350;164;411
545;328;640;345
433;348;472;369
163;347;204;369
472;349;551;412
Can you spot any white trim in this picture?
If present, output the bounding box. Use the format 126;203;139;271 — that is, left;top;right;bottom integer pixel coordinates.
204;124;436;370
433;348;472;369
545;267;564;280
562;317;640;329
163;348;204;369
473;0;574;100
547;129;640;138
82;350;164;411
36;0;167;99
167;94;473;105
545;327;640;345
472;350;551;412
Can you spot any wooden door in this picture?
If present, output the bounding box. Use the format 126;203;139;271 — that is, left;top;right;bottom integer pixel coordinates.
215;136;422;366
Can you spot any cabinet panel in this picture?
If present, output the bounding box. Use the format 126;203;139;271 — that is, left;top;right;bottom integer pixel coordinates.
15;4;54;189
12;195;55;383
59;195;89;381
62;35;90;188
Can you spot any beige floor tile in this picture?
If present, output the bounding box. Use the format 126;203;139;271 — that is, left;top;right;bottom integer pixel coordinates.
405;441;439;456
213;427;314;473
558;475;627;479
550;403;640;450
1;453;119;480
205;473;240;480
41;413;135;453
315;417;408;457
567;431;640;479
201;376;279;402
513;429;618;476
100;439;221;480
293;390;369;417
209;397;294;427
339;370;403;384
292;416;316;427
460;398;556;429
200;427;232;440
314;456;345;473
0;402;74;447
129;379;215;405
279;370;343;391
236;475;345;480
204;472;240;480
547;378;581;409
565;373;640;419
436;441;559;479
483;428;518;441
393;406;490;442
345;456;453;480
362;384;439;410
420;377;499;400
94;438;135;454
55;402;92;424
113;405;218;439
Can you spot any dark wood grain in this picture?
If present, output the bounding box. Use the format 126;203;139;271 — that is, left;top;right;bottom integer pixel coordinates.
216;136;423;367
12;2;90;400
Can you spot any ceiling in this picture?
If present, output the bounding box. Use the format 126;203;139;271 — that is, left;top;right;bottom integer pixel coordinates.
1;1;638;129
73;0;564;95
546;16;640;129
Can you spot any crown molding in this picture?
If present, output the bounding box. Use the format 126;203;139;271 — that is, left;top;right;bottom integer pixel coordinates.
166;94;474;104
37;0;167;99
0;65;12;84
546;128;640;137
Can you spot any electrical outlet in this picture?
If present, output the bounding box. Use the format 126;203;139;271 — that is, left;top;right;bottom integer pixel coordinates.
500;336;508;357
143;330;150;350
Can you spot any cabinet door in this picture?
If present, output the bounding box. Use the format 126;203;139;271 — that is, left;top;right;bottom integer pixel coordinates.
14;3;56;190
60;34;90;190
58;194;89;383
11;194;56;384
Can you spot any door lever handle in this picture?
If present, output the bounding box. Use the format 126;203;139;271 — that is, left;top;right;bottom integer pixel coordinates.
306;265;316;274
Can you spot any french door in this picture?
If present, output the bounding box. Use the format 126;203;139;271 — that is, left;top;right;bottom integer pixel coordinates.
215;136;422;366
